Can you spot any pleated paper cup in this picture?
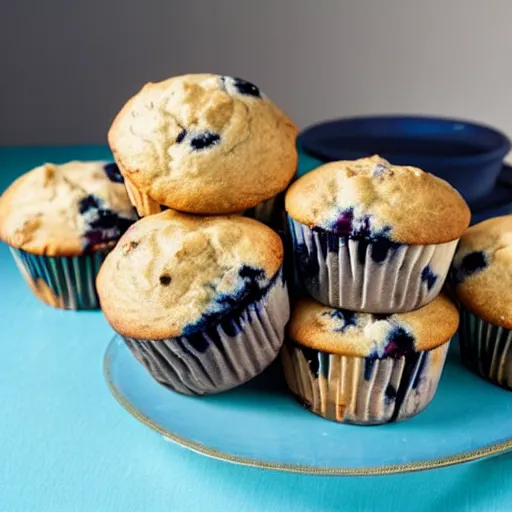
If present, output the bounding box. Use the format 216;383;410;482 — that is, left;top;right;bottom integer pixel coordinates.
281;339;450;425
459;307;512;390
288;217;458;313
243;193;286;232
122;271;290;396
10;247;107;310
124;177;165;217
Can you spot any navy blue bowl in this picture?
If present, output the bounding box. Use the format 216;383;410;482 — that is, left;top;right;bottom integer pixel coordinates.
299;115;511;205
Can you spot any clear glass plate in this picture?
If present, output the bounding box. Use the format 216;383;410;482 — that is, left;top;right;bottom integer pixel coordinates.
104;335;512;476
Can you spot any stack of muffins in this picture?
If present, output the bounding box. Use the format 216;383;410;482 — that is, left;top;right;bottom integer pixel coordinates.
4;71;510;428
281;156;470;424
97;73;299;395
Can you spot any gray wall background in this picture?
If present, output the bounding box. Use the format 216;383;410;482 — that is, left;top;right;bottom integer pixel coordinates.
1;0;511;146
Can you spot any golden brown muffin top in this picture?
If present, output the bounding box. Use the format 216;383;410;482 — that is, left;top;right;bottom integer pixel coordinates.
108;73;298;214
288;294;459;357
97;210;284;340
285;156;470;245
453;215;512;328
0;161;136;256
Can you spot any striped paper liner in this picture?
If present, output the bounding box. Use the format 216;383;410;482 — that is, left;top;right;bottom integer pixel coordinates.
124;178;165;217
122;271;290;396
281;339;450;425
459;308;512;390
10;247;107;310
288;217;458;313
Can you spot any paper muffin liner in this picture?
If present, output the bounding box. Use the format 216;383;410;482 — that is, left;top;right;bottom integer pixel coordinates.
9;248;107;310
124;178;165;217
459;307;512;390
281;339;450;425
288;218;458;313
243;193;286;232
122;270;290;396
125;176;285;229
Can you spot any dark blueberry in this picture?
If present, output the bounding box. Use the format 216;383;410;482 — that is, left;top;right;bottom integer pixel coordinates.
83;229;108;248
299;345;320;378
421;265;438;291
216;293;239;309
79;194;101;214
239;265;265;281
104;162;124;183
233;77;261;98
322;309;357;333
83;207;135;250
181;266;279;343
352;224;398;265
382;326;415;359
176;129;187;144
364;358;376;381
453;250;488;284
190;132;221;150
462;250;487;273
89;209;122;229
159;274;172;286
183;307;237;347
331;209;354;236
385;384;397;403
371;237;399;263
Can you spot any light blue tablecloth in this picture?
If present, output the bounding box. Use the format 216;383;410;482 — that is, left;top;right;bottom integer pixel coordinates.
1;146;511;512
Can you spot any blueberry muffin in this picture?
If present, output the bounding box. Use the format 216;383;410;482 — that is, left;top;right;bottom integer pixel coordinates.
282;294;459;425
108;73;298;221
96;210;290;395
285;155;470;312
0;161;136;309
452;215;512;389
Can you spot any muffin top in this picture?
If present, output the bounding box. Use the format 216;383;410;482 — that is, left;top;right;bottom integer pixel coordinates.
108;73;298;214
97;210;284;340
0;161;137;256
453;215;512;327
285;155;470;245
288;294;459;357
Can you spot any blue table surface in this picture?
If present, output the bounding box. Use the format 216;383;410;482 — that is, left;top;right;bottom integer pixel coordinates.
1;146;512;512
